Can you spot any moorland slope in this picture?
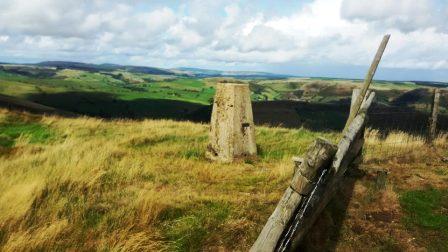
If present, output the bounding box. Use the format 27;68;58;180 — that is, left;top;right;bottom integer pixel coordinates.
0;109;447;251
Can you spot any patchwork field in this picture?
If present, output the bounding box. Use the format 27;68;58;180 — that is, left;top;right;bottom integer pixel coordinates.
1;64;447;133
1;64;447;118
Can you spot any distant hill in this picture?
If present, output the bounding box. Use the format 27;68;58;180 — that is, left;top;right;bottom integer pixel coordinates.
413;81;448;88
3;61;447;83
37;61;176;75
175;67;290;79
34;61;290;78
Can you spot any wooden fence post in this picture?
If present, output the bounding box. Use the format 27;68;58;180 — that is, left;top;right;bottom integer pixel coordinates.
350;88;366;166
283;91;376;251
350;88;371;116
428;88;440;143
350;89;361;116
250;138;337;252
251;92;376;252
343;35;390;132
251;92;376;251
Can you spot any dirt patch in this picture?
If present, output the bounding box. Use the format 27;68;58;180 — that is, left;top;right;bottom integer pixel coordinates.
301;150;448;251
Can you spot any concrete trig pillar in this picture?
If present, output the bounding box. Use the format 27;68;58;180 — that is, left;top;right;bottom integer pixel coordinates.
207;82;257;162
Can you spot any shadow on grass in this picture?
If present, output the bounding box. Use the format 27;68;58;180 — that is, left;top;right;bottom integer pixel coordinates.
191;100;448;133
191;100;350;131
1;91;446;133
25;92;204;120
298;167;365;251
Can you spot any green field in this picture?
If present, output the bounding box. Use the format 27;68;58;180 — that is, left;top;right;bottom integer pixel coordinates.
0;69;214;105
1;64;447;132
1;64;442;110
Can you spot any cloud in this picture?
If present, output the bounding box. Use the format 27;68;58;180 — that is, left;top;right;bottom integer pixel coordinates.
0;36;9;42
0;0;446;80
0;0;90;37
341;0;447;33
238;25;295;52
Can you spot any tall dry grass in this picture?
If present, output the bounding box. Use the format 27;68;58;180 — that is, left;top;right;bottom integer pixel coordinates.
0;108;446;251
364;128;448;161
0;109;338;251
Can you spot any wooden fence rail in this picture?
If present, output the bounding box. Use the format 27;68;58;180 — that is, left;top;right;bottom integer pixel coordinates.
251;91;375;252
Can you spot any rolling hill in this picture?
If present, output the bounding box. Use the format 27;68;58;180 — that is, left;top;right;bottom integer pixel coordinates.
1;62;447;132
175;67;290;79
0;61;447;250
37;61;176;76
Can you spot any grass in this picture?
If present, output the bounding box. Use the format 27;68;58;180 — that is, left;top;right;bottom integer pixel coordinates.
400;188;448;250
1;66;437;111
256;128;338;160
0;69;215;106
364;129;448;160
162;201;231;251
0;115;54;147
0;108;330;251
0;108;447;251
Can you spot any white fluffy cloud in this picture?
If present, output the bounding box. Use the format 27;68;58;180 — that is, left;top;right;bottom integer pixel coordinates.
341;0;447;33
0;0;447;80
0;36;9;42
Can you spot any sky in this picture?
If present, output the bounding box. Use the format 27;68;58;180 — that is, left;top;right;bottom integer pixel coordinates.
0;0;447;81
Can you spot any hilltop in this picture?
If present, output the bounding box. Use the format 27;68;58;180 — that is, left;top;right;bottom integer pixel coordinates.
6;61;290;79
175;67;290;79
0;108;447;250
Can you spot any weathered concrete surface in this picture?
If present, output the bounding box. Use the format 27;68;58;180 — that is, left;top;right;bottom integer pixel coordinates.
207;83;257;162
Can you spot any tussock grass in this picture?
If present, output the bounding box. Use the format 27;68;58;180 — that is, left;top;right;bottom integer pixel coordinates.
0;109;337;251
0;108;446;251
364;129;447;160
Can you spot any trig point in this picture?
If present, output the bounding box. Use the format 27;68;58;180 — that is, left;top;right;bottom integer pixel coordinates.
207;81;257;162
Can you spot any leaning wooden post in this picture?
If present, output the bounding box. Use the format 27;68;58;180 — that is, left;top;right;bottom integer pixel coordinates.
350;89;361;115
428;88;440;143
207;81;257;162
349;88;369;165
250;138;337;252
344;35;390;132
283;91;376;251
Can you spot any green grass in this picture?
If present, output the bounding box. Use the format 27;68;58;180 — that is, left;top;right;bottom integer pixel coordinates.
0;108;447;250
400;188;448;250
123;78;215;105
161;201;231;251
0;70;216;108
0;116;54;147
256;128;339;160
1;66;426;109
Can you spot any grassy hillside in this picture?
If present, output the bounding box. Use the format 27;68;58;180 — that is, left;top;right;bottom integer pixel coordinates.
0;67;214;105
2;64;447;131
0;109;447;251
2;64;444;109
